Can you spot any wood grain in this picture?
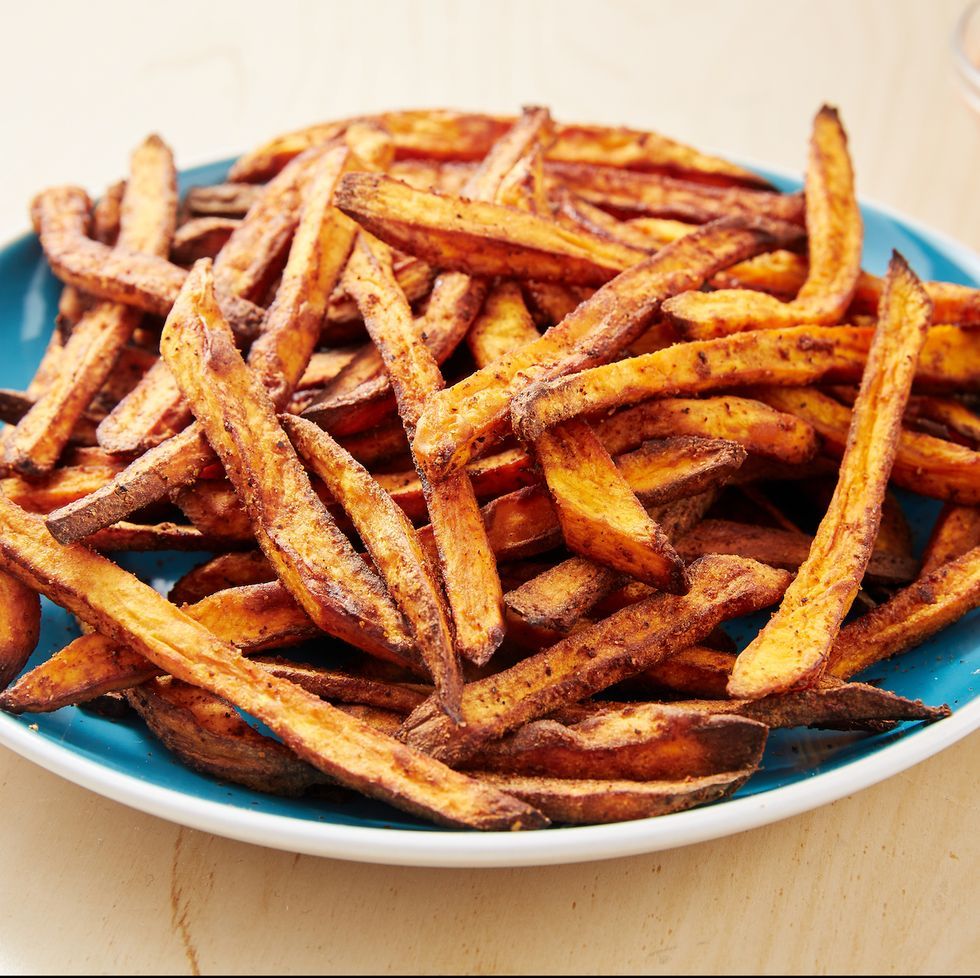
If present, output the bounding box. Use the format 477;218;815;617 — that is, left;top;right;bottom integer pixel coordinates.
0;0;977;972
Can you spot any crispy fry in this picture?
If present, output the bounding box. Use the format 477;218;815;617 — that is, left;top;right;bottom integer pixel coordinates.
512;324;962;441
160;259;409;652
905;395;980;445
546;161;804;224
528;420;686;590
921;505;980;574
283;414;461;717
662;107;861;337
85;520;250;552
6;136;177;474
184;182;262;218
402;555;790;763
336;172;648;285
343;234;505;666
93;180;126;245
171;216;239;263
464;702;767;781
1;451;127;513
757;387;980;504
230;110;767;187
593;396;818;463
0;571;40;691
466;280;540;368
828;546;980;679
669;681;949;728
127;677;331;796
728;254;931;698
675;519;918;584
169;551;275;605
30;186;264;339
0;499;545;829
472;769;752;825
325;252;435;328
414;217;801;478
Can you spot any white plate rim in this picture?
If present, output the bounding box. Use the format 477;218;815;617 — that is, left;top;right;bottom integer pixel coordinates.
0;158;977;868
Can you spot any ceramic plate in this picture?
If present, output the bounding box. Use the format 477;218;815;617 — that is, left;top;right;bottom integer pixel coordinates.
0;158;976;867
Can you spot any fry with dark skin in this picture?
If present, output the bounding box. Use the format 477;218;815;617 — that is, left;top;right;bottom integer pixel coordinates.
921;505;980;574
6;135;177;474
662;107;862;337
463;702;768;781
160;259;410;653
526;418;688;590
127;677;332;797
511;324;967;442
30;186;264;339
283;414;461;718
728;254;931;698
401;555;790;764
0;496;547;830
756;387;980;504
828;545;980;680
344;234;504;667
169;550;275;605
412;217;802;478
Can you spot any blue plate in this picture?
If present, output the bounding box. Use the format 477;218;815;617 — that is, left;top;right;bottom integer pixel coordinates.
0;159;976;867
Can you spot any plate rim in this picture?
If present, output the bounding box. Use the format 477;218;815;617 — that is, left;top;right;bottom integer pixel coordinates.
0;155;978;868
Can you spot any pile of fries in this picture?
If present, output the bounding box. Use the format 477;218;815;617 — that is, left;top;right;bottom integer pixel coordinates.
0;106;976;830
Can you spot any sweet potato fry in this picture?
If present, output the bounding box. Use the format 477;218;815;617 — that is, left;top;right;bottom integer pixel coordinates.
85;520;249;552
169;551;275;605
184;182;262;218
402;555;790;763
662;107;861;338
31;186;264;339
0;499;545;829
127;677;332;796
6;136;177;474
728;254;931;698
669;681;949;728
229;110;767;187
464;702;767;782
467;279;540;368
283;414;461;717
676;519;918;584
343;234;504;667
160;259;409;652
637;645;737;698
921;505;980;574
1;451;127;513
546;161;804;225
171;216;239;264
592;395;819;464
828;546;980;679
0;572;40;691
336;172;649;285
472;769;752;824
325;253;434;329
905;395;980;445
757;387;980;504
414;217;801;478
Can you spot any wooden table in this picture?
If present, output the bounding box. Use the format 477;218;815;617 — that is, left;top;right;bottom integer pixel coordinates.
1;1;977;972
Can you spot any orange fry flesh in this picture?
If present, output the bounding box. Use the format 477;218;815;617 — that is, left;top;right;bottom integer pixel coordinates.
728;254;932;698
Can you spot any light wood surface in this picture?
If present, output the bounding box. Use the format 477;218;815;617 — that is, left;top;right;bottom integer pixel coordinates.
1;1;977;973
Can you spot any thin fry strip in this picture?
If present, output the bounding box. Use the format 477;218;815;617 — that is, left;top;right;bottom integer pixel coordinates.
0;497;546;830
546;161;804;224
413;217;800;478
402;555;790;763
229;110;767;187
756;387;980;504
729;254;931;698
282;414;461;718
921;505;980;574
467;280;540;368
0;578;420;715
662;107;862;337
30;186;264;339
527;419;688;590
6;136;177;474
344;235;504;666
828;546;980;680
160;259;409;651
